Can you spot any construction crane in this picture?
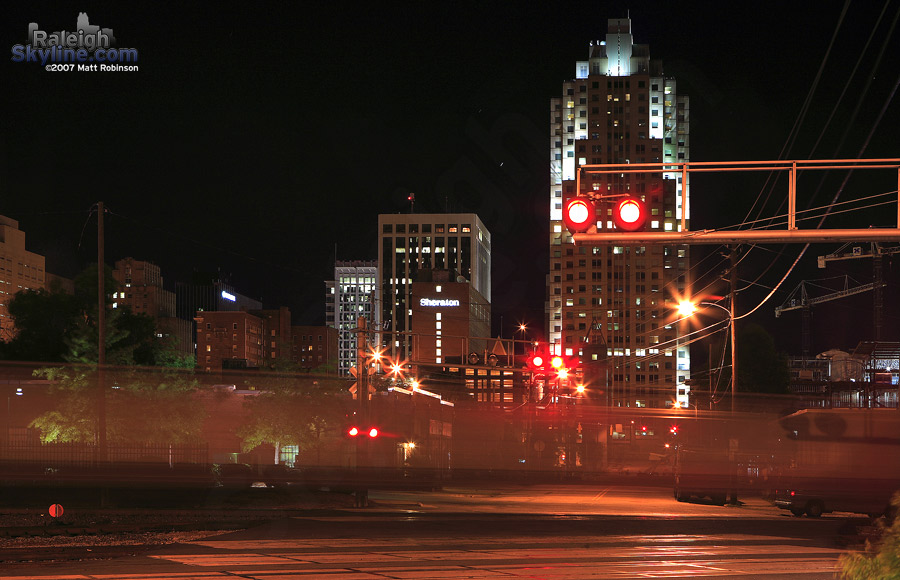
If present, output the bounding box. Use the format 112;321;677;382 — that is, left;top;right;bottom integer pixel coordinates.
775;276;881;362
817;243;900;341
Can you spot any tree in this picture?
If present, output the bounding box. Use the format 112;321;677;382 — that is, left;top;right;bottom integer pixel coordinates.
736;323;791;394
0;287;79;361
29;365;206;445
1;264;171;365
18;264;206;446
237;362;348;464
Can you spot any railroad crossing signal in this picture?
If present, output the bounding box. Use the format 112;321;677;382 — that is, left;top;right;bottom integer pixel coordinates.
563;198;596;233
612;197;647;232
348;426;380;438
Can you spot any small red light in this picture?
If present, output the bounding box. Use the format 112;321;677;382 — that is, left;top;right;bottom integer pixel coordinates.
790;491;795;497
368;427;379;438
531;355;544;367
348;427;359;437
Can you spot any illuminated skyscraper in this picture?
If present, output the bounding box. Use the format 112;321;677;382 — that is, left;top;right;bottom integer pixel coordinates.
327;260;377;376
547;18;691;408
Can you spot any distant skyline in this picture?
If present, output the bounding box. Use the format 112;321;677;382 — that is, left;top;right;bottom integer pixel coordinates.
3;2;898;355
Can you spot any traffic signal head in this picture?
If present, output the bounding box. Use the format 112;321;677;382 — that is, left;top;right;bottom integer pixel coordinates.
563;198;596;234
613;197;647;232
550;356;564;370
527;354;545;369
348;426;380;438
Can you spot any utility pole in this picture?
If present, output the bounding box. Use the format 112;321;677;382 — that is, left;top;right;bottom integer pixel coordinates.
97;202;107;463
874;246;883;340
355;316;369;507
729;247;738;414
728;247;739;506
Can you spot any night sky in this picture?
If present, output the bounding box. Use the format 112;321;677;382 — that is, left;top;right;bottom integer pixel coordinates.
2;1;899;356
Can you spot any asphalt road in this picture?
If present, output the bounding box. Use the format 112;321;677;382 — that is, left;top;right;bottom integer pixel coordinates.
0;484;873;579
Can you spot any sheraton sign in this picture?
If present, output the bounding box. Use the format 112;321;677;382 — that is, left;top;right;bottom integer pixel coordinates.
419;298;460;307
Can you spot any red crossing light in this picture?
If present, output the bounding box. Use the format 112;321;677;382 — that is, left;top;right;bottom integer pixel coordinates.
527;354;545;369
563;198;596;233
613;197;647;231
348;426;380;438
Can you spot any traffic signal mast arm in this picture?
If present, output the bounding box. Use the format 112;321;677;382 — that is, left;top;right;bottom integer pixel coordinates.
575;228;900;245
569;159;900;245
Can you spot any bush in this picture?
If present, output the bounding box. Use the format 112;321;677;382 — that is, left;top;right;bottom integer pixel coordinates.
839;492;900;579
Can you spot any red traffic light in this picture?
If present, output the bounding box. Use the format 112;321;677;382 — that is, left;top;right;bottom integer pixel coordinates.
527;354;545;369
348;426;380;438
613;197;647;232
563;198;596;233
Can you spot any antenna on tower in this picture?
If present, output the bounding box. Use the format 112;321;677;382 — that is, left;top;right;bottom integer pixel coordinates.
407;192;415;213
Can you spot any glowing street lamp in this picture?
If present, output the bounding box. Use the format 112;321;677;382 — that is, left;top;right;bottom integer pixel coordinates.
677;301;697;317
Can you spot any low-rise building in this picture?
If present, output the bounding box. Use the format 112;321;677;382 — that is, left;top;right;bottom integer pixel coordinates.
0;216;46;341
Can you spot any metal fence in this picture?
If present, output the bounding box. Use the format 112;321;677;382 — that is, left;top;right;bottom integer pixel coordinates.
1;441;208;466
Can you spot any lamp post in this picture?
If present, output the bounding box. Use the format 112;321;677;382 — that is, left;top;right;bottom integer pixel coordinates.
6;387;23;448
678;300;737;413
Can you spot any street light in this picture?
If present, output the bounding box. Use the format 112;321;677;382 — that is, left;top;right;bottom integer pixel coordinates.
7;387;23;446
679;300;737;413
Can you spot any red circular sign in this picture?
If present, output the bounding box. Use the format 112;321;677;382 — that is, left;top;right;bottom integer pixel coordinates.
49;503;64;518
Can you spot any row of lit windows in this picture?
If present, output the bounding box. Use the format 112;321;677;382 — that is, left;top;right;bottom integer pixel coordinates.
383;223;472;234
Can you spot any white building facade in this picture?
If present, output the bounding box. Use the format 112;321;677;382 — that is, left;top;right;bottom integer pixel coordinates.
327;260;377;376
